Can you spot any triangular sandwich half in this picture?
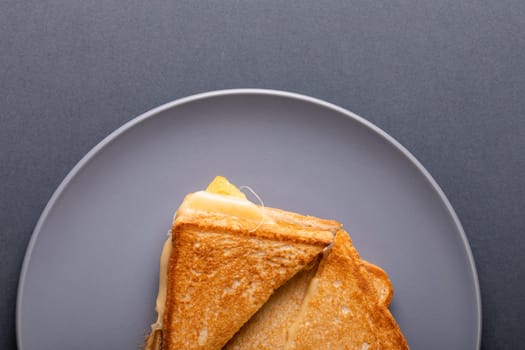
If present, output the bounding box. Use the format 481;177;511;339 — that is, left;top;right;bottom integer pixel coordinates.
284;229;409;349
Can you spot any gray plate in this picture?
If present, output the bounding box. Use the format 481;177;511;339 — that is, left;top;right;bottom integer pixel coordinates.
17;89;481;350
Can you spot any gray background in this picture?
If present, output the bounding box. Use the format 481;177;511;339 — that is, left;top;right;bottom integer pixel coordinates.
1;0;524;349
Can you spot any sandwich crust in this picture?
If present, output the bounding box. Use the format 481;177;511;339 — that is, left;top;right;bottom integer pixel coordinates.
363;260;394;308
175;209;338;246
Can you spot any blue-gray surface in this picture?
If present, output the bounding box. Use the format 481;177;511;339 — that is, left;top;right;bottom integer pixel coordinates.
1;1;524;349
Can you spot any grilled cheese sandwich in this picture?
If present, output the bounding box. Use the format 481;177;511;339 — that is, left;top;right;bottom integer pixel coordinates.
145;176;408;349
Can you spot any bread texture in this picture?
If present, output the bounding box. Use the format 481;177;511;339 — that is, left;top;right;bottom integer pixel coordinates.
223;258;321;350
284;230;409;350
223;259;393;350
161;213;336;350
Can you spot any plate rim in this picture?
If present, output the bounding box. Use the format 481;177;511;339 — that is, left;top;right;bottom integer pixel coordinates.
16;88;482;349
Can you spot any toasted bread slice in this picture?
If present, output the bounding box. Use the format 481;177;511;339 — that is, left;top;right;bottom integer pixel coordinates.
157;192;338;350
223;259;392;350
284;230;409;349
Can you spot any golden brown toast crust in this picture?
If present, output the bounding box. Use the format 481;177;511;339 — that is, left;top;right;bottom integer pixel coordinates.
363;260;394;308
285;230;409;349
175;211;337;246
264;206;342;231
161;218;334;350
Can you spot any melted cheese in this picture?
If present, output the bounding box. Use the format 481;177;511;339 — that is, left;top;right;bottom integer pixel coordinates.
284;247;332;348
284;276;321;348
177;191;265;222
153;236;172;328
205;175;247;199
